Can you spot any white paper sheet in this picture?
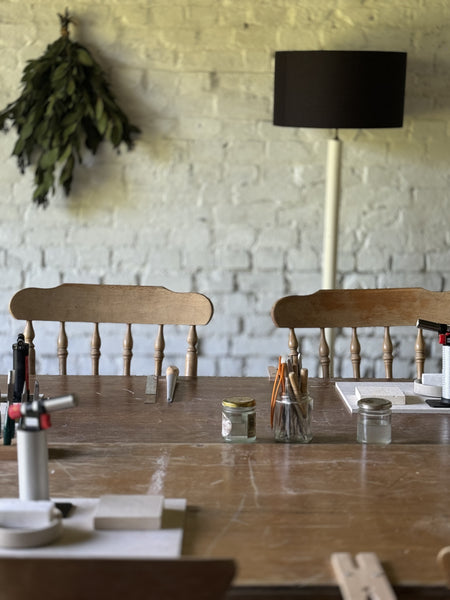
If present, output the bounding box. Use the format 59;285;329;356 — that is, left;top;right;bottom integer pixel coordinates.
335;381;450;414
0;497;186;558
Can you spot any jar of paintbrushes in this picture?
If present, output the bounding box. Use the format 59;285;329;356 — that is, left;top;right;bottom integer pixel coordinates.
271;357;313;443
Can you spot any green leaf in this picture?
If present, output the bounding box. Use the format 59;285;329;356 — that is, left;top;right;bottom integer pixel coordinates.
62;121;78;144
33;169;53;204
34;119;49;143
52;62;69;81
110;119;123;147
33;183;48;200
95;97;104;122
61;110;81;127
12;136;26;156
59;154;74;194
97;111;108;135
83;117;102;153
60;154;74;182
67;77;76;96
19;120;34;140
39;147;59;169
77;48;94;67
45;95;57;117
59;144;72;162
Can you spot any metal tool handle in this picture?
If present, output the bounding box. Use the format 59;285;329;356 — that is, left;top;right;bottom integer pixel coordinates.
416;319;450;334
17;429;49;501
442;346;450;404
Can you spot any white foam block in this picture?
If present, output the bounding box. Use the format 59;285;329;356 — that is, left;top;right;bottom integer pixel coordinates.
94;495;164;531
355;385;406;405
0;499;57;528
422;373;442;385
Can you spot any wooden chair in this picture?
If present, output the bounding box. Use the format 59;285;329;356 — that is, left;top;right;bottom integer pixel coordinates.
9;284;214;376
437;546;450;588
0;557;236;600
271;288;450;379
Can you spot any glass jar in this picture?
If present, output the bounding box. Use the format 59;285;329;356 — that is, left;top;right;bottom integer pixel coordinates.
222;396;256;442
274;391;313;443
357;397;392;444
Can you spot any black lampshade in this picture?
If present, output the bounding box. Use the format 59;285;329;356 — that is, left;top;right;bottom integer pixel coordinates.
273;50;407;129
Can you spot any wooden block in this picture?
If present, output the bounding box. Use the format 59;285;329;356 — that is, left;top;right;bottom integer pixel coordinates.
355;385;405;405
331;552;396;600
437;546;450;587
94;495;164;531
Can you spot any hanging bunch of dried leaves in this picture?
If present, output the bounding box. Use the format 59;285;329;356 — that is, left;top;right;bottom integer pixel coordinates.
0;10;140;206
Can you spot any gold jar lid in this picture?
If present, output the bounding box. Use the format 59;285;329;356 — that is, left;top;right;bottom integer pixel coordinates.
357;398;392;411
222;396;256;409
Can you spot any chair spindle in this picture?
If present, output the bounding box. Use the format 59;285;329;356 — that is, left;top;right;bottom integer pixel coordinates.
350;327;361;378
58;322;68;375
154;324;165;376
122;324;133;376
319;328;330;378
415;328;425;380
24;320;36;377
185;325;198;377
383;326;393;379
91;323;101;375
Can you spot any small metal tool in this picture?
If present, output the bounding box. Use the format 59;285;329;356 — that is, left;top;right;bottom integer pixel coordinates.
166;366;179;403
144;375;158;404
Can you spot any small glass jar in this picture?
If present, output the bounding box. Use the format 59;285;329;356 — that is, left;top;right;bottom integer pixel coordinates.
357;397;392;444
274;391;313;443
222;396;256;442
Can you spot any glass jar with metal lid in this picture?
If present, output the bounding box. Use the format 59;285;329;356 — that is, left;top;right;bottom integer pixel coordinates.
357;397;392;444
222;396;256;442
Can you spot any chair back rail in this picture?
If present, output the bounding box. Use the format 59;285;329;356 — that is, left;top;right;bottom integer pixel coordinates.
271;288;450;379
10;284;214;377
0;557;235;600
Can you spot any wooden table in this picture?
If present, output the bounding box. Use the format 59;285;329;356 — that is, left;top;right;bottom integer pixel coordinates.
1;375;450;599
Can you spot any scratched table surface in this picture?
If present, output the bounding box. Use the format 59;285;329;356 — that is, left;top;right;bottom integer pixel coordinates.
1;375;450;599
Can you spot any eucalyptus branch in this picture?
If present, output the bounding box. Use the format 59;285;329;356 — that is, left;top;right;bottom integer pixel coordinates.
0;10;140;206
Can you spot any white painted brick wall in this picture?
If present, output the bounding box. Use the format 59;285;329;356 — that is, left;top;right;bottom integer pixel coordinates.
0;0;449;379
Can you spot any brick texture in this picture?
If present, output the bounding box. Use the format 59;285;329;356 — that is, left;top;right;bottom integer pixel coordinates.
0;0;449;377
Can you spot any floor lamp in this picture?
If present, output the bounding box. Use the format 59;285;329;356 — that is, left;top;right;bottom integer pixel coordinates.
273;50;407;372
